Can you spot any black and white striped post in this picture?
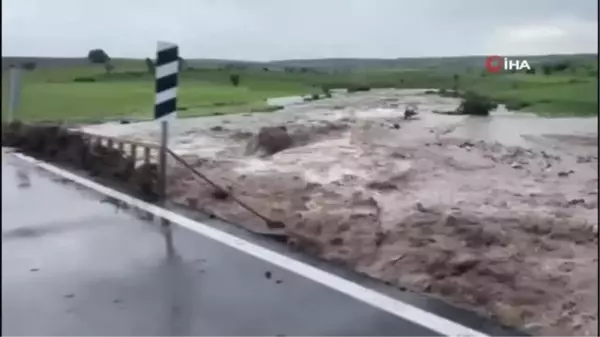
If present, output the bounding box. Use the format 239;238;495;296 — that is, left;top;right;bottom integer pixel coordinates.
154;41;179;255
154;41;179;200
155;41;179;123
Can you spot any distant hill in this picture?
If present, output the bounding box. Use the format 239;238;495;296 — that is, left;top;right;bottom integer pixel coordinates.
3;53;597;71
267;54;598;70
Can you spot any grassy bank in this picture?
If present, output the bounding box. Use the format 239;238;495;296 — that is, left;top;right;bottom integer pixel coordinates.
2;56;597;122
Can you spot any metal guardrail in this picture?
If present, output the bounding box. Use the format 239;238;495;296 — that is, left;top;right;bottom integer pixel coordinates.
76;131;286;234
73;131;161;166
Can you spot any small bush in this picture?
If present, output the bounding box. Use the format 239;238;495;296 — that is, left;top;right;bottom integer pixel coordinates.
456;92;497;116
229;74;241;87
311;93;320;100
21;62;36;71
347;85;371;93
73;76;97;83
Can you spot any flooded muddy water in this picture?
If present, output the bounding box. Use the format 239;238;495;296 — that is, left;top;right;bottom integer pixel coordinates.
83;89;597;150
80;89;598;336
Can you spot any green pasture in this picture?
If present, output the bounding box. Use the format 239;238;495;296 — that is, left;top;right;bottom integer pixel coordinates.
1;58;597;122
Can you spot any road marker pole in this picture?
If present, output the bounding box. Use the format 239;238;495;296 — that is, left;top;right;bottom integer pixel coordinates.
7;66;22;123
154;41;180;255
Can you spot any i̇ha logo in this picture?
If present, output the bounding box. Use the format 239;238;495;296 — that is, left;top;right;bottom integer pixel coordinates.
485;55;531;73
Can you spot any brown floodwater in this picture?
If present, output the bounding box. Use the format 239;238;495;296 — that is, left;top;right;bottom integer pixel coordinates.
81;89;598;336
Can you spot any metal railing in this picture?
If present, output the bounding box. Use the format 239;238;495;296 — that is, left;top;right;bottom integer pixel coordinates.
77;131;286;235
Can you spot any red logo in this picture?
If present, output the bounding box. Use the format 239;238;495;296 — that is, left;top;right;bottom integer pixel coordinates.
485;55;503;73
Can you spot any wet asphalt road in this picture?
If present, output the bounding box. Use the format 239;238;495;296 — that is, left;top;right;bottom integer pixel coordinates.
2;156;445;336
2;155;527;336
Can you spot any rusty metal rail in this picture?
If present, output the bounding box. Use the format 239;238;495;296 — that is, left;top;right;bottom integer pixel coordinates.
72;131;161;166
74;130;285;231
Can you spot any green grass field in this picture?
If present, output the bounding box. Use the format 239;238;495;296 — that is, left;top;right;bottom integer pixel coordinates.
1;57;597;122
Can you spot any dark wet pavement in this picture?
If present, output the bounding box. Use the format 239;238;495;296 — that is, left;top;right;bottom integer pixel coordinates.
2;154;529;336
2;156;445;336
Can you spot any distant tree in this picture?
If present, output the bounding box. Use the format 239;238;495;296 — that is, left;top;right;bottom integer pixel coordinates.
104;62;114;74
452;74;460;91
525;68;536;75
542;64;553;75
263;67;270;72
229;74;240;87
145;57;155;74
21;61;36;71
87;49;110;64
87;49;112;74
553;61;570;72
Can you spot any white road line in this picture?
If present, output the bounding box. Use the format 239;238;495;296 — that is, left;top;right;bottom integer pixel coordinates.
12;152;488;337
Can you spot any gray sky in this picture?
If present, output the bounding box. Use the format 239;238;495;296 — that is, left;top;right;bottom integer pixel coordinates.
2;0;598;60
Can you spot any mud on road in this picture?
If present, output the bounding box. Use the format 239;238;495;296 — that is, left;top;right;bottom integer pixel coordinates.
79;89;597;336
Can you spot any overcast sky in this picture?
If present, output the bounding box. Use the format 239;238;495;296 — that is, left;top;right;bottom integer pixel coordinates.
2;0;598;60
